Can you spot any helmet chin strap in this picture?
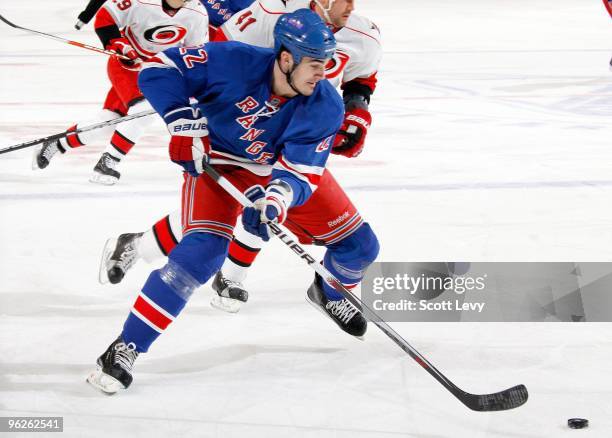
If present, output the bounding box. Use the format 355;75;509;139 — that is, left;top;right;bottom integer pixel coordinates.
312;0;336;25
282;59;303;96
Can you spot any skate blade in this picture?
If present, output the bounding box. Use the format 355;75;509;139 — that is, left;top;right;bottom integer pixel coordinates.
86;368;124;395
89;172;119;186
98;238;117;285
305;295;365;341
210;295;243;313
31;145;43;170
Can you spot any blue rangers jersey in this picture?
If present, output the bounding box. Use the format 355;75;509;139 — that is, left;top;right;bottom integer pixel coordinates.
138;41;344;207
200;0;254;27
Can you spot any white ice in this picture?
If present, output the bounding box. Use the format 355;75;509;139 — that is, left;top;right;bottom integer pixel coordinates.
1;0;611;436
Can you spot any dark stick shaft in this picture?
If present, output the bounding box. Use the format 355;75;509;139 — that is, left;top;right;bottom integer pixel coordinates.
0;110;156;155
202;162;528;411
0;12;127;59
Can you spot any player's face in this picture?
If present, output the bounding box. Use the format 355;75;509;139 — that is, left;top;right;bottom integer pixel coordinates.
291;57;327;96
325;0;355;28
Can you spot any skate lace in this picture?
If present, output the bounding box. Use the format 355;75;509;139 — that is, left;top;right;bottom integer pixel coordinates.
42;141;59;160
103;153;119;170
113;342;138;372
221;276;243;291
325;299;358;324
116;239;138;269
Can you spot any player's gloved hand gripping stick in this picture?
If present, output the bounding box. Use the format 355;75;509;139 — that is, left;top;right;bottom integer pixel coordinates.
202;161;529;412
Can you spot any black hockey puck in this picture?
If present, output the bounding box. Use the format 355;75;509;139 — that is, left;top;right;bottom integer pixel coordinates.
567;418;588;429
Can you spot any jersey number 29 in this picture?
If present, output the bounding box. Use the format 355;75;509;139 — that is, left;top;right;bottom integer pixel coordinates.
112;0;132;11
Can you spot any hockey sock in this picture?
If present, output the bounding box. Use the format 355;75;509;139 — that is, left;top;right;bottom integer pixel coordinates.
121;262;198;352
221;220;264;283
321;223;380;301
122;233;229;352
105;100;155;160
58;109;120;150
151;213;182;257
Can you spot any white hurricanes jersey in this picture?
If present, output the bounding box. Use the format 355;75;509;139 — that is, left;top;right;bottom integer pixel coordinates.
102;0;209;57
220;0;382;88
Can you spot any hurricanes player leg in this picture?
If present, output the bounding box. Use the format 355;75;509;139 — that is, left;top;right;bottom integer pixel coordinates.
33;0;208;184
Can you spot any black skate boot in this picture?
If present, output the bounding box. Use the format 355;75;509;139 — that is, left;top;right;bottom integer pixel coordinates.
210;271;249;313
306;274;367;338
87;336;139;394
90;152;121;185
32;139;65;170
99;232;143;285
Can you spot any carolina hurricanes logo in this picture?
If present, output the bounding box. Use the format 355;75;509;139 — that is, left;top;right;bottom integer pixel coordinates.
325;51;350;79
144;25;188;45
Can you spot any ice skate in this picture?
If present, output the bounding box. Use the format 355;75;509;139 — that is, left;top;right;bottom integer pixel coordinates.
306;274;367;338
86;336;139;395
210;271;249;313
32;139;64;170
90;152;121;185
99;232;143;285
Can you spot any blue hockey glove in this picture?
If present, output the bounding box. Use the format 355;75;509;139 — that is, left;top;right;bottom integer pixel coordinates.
242;180;292;241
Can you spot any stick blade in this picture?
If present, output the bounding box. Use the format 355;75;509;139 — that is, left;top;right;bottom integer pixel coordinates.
461;384;528;412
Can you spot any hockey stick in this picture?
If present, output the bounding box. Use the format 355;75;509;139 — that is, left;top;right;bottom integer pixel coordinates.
0;12;128;60
203;162;528;412
604;0;612;18
0;110;156;155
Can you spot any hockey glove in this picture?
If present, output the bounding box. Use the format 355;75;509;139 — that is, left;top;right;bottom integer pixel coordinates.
164;107;209;138
107;37;142;70
331;108;372;158
242;180;292;241
169;135;211;177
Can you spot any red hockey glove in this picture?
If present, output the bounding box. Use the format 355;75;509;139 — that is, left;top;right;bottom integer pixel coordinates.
169;135;211;177
331;108;372;158
107;37;142;70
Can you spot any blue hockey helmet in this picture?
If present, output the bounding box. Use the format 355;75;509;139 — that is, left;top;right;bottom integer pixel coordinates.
273;8;336;64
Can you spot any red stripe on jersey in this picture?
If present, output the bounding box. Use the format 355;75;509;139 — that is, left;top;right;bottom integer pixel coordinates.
126;27;157;57
257;1;286;14
133;295;173;330
94;7;117;30
228;238;260;265
277;156;322;188
66;125;84;148
153;216;178;256
344;26;381;45
343;72;378;93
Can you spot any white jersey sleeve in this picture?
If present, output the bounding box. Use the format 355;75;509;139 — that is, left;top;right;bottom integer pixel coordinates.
335;14;382;85
220;0;308;47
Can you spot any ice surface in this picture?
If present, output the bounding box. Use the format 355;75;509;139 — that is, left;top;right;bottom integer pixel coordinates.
1;1;611;436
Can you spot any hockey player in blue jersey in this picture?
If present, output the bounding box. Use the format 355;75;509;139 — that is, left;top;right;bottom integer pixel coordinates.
86;8;379;394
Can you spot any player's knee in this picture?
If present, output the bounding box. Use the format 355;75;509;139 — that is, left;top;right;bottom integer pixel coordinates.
168;232;229;284
334;222;379;265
